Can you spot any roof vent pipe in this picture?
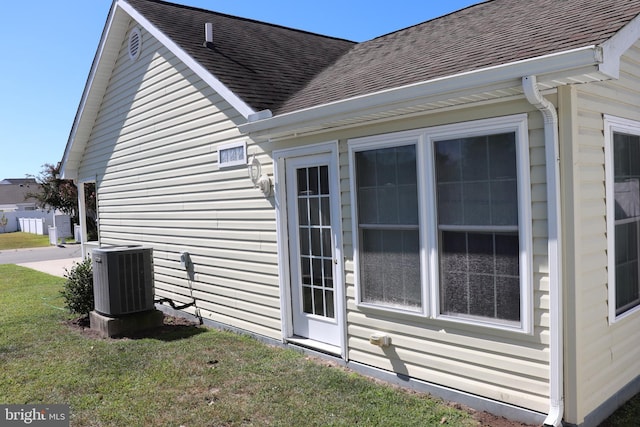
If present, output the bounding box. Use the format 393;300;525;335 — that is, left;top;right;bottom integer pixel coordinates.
204;22;214;48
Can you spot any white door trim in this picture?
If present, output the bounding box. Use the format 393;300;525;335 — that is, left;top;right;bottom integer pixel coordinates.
273;141;346;358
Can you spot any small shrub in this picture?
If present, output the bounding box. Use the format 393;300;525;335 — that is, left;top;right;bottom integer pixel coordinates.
60;258;94;316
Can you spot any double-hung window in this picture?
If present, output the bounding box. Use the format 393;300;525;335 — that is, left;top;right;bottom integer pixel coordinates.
605;116;640;321
350;115;532;331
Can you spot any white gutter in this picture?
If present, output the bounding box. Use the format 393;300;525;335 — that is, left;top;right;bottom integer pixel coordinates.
240;45;603;138
522;75;564;427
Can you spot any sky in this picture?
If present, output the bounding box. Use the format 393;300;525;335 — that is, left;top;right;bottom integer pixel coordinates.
0;0;480;181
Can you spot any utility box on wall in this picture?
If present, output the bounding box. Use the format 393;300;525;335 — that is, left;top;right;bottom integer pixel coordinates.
92;246;154;316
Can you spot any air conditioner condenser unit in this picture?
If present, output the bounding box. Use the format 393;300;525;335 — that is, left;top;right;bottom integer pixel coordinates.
92;246;154;316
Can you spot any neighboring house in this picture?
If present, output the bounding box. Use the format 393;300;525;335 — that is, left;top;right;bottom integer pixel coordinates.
0;178;39;211
59;0;640;425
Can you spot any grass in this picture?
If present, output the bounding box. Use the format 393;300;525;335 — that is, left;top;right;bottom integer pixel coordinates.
0;232;50;250
0;264;477;427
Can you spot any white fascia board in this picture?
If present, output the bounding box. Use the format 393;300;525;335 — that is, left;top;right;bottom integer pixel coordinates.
239;45;603;137
61;2;124;181
599;13;640;79
117;0;255;119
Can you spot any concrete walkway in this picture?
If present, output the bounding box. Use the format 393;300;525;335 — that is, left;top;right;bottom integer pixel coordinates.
0;244;83;278
17;257;83;278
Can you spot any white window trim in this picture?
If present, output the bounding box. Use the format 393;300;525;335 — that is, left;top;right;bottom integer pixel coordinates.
604;115;640;324
349;129;429;316
348;114;533;333
218;140;247;169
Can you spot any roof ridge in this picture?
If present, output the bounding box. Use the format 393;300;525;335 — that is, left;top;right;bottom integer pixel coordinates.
127;0;357;43
369;0;492;41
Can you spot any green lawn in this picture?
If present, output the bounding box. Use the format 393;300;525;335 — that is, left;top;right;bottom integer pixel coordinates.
0;232;50;250
0;265;477;427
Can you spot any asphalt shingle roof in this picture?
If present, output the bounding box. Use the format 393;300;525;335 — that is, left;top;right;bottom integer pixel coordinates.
125;0;355;113
126;0;640;116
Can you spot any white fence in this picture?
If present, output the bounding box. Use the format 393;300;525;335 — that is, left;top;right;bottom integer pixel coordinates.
19;218;46;235
0;211;73;240
0;211;52;234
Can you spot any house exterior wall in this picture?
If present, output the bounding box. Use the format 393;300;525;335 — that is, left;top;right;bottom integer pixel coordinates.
77;23;281;340
270;98;553;414
564;41;640;425
76;18;556;419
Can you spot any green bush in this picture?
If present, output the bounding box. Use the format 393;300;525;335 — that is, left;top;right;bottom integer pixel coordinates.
60;258;94;316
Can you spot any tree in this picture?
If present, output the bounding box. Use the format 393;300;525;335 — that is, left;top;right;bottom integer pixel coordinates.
0;214;7;233
27;163;97;239
28;164;78;216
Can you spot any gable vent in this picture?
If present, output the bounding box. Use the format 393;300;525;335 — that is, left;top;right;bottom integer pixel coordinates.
128;28;142;61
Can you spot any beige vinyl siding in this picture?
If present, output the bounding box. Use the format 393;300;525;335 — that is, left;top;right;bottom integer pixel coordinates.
568;41;640;424
333;99;552;413
77;23;281;339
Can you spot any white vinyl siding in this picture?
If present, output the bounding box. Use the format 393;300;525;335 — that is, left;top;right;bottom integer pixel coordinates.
77;24;280;339
566;40;640;424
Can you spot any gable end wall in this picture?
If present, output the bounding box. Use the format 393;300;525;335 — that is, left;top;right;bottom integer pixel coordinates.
77;22;281;340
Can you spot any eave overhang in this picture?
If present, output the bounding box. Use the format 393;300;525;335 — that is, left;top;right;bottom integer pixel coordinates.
239;45;612;142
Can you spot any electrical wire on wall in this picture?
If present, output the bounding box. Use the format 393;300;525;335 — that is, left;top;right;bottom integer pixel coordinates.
154;251;202;324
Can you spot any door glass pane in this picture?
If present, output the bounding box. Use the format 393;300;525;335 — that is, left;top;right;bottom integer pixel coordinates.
296;165;335;319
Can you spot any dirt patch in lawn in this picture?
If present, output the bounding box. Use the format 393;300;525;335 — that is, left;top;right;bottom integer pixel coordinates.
64;313;203;341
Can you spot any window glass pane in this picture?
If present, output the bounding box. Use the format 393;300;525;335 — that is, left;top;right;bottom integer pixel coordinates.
397;145;418;185
356;151;377;188
377;186;399;224
496;277;521;321
436;134;518;228
495;234;520;276
376;149;397;186
489;133;517;179
438;190;521;325
355;144;421;311
435;139;461;183
468;274;495;318
491;180;519;225
434;133;521;322
468;233;493;275
463;182;490;225
437;183;463;225
360;229;421;310
613;132;640;315
461;136;489;181
358;188;378;224
398;185;419;224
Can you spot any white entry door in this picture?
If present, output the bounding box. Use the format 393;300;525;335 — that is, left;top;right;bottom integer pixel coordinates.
285;153;343;349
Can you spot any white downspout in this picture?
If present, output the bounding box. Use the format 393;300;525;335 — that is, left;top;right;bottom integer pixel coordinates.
522;75;564;427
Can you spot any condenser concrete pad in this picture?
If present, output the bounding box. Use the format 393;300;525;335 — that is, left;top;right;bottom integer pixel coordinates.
89;309;164;338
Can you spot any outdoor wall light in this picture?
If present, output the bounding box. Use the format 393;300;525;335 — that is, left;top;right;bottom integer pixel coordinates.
247;154;272;197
